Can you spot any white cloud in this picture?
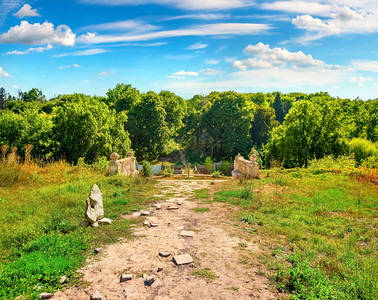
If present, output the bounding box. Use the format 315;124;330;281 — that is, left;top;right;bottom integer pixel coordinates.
5;44;52;55
81;20;158;33
206;59;220;65
59;64;80;69
0;0;22;26
261;1;332;16
232;42;343;70
0;67;10;77
14;4;40;18
352;60;378;72
350;76;372;83
172;70;199;76
292;5;378;43
200;68;225;75
79;0;254;11
164;13;229;21
54;48;108;57
98;71;113;76
81;80;90;83
187;43;208;50
0;21;75;46
166;75;185;79
12;85;19;89
77;23;270;44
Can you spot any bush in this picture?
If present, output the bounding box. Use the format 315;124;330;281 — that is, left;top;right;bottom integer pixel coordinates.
308;155;355;171
142;161;153;177
348;138;378;166
158;166;173;177
205;156;213;174
221;161;229;175
211;171;221;178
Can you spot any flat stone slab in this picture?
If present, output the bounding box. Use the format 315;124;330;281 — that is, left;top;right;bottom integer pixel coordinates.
173;254;193;265
145;275;156;285
90;291;103;300
177;200;183;205
140;210;152;216
150;223;158;227
98;217;112;225
143;220;150;226
154;203;162;209
159;251;171;257
180;230;195;237
167;206;179;210
120;274;133;282
38;293;53;299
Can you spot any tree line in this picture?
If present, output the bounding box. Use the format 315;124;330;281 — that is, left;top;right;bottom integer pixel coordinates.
0;84;377;168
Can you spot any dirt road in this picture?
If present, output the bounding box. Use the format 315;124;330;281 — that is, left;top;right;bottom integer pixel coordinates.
54;180;276;300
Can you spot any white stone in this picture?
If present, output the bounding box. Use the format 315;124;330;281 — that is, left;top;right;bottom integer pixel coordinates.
94;247;103;254
173;254;193;265
38;293;53;299
150;223;158;227
98;217;113;225
145;275;155;285
159;252;171;257
59;275;67;284
85;184;104;224
140;210;151;216
143;220;150;226
180;230;194;237
167;206;179;210
90;290;103;300
91;221;99;228
120;274;133;282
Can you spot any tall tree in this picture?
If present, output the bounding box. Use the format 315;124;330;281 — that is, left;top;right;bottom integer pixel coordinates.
251;106;279;147
106;83;140;112
19;88;45;102
272;92;285;124
0;87;7;109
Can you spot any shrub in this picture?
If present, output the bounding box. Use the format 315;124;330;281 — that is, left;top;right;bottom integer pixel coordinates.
142;161;153;177
308;155;355;171
348;138;378;166
204;156;213;174
211;171;221;178
221;161;229;175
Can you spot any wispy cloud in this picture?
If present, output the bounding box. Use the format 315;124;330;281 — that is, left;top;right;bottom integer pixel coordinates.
352;60;378;72
59;64;80;69
14;4;40;18
54;48;108;57
0;0;22;26
5;44;52;55
206;59;220;65
98;71;113;76
79;0;254;11
78;23;270;44
186;43;208;50
80;20;158;33
164;13;229;21
172;70;199;76
200;68;225;75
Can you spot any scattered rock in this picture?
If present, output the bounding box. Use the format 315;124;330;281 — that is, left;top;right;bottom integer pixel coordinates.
142;274;148;279
145;275;156;285
85;184;105;224
98;217;113;225
94;247;103;254
38;293;53;299
177;200;183;205
177;226;184;230
159;251;171;257
59;275;67;284
120;274;133;282
91;221;99;228
143;220;150;226
157;267;163;272
132;212;141;217
140;210;151;216
117;238;123;242
124;284;137;294
173;254;194;265
180;230;195;237
132;209;138;212
167;206;179;210
150;223;158;227
90;290;103;300
154;203;162;210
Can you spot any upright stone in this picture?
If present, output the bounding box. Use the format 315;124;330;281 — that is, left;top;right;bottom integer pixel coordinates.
85;184;104;224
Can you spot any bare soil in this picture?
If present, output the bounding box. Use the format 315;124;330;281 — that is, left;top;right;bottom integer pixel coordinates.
54;179;278;300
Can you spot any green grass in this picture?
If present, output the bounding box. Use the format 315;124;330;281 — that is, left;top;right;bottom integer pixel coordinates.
193;188;211;199
191;267;219;283
193;207;210;212
215;169;378;299
0;162;157;299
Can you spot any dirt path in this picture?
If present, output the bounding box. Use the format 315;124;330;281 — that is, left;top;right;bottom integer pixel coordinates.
55;180;276;300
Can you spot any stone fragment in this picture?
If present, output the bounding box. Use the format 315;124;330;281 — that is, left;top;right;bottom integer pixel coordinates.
142;274;148;279
91;221;99;228
177;226;184;230
154;203;162;210
132;209;138;212
124;284;137;294
167;206;179;210
140;210;151;216
177;200;183;205
117;238;123;242
143;220;150;226
85;184;104;224
180;230;195;237
173;254;193;265
59;275;67;284
159;251;171;257
157;267;163;272
94;247;103;254
145;275;156;285
150;223;158;227
120;274;133;282
90;290;103;300
38;293;53;299
98;217;113;225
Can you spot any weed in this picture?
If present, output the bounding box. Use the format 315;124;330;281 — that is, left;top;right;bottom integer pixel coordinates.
193;207;210;212
193;189;211;199
191;267;219;283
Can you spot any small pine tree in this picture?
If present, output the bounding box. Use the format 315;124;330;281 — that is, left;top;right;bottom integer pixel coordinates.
272;92;285;124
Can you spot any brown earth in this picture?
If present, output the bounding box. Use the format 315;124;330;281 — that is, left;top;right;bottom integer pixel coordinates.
54;179;278;300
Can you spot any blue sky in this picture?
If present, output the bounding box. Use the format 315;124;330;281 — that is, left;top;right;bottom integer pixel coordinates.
0;0;378;100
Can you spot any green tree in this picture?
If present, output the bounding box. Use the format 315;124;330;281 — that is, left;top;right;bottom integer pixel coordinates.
0;110;24;149
159;90;187;135
106;83;140;112
19;88;45;102
127;91;169;160
53;94;130;163
272;92;285;124
251;106;278;147
265;100;346;167
0;87;7;109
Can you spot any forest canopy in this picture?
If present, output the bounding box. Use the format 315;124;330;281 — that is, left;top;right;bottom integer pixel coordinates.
0;85;376;168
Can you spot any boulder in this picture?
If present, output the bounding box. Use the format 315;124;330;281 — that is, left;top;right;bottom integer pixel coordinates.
85;184;104;224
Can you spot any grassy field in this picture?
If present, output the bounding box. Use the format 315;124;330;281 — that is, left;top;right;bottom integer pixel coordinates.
211;168;377;299
0;160;157;299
